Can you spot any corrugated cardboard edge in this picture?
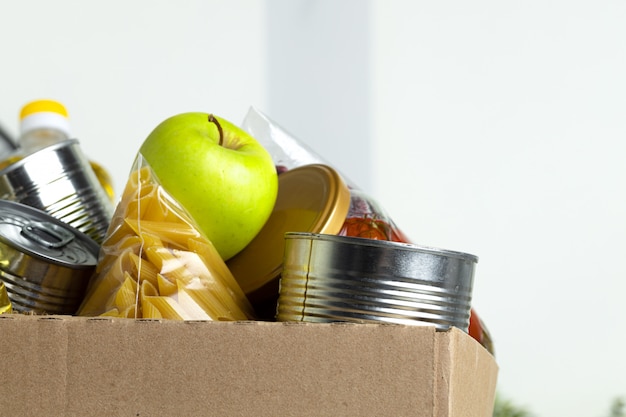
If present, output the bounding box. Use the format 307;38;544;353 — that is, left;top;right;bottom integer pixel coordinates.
434;328;499;417
0;314;497;417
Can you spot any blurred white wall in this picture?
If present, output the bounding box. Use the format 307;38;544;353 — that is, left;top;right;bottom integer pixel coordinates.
370;2;626;416
1;1;625;416
0;0;269;196
265;0;373;191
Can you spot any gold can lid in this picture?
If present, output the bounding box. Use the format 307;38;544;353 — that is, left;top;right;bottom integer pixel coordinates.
226;164;351;307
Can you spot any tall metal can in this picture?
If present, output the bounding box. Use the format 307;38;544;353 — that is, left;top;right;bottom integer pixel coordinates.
0;139;113;244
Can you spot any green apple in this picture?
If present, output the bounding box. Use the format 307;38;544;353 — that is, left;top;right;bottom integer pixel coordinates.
139;112;278;261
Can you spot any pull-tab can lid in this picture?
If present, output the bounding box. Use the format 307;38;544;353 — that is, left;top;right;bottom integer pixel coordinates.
0;200;99;269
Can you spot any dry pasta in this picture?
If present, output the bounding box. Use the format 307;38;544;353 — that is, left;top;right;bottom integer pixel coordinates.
77;157;256;320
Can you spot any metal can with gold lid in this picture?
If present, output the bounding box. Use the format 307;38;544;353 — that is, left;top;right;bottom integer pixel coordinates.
0;200;99;315
227;164;351;319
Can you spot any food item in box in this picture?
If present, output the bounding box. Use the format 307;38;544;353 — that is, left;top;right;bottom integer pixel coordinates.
338;188;412;242
226;164;351;319
277;232;477;331
77;158;256;320
241;107;495;352
14;99;116;203
0;200;99;315
469;308;495;355
0;139;113;244
139;112;278;261
242;107;412;243
0;281;12;314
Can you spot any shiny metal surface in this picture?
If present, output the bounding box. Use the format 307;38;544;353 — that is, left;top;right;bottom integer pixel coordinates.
0;139;113;243
277;233;477;331
0;200;99;314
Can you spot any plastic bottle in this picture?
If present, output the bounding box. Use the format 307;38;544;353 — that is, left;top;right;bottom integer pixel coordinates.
0;281;12;314
0;121;17;159
13;99;115;202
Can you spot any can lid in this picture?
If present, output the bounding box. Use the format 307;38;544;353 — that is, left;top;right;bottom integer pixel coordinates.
0;200;99;268
227;164;351;297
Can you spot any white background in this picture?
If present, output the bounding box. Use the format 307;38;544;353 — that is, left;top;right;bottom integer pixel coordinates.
1;1;625;416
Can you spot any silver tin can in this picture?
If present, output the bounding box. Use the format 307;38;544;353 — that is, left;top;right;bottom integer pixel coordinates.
0;139;113;243
0;200;99;314
277;232;478;331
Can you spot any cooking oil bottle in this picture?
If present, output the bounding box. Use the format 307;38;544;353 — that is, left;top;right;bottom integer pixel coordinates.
0;281;12;314
11;99;115;202
0;120;17;159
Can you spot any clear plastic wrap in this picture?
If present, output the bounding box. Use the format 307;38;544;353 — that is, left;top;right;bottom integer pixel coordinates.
242;107;411;244
77;155;256;320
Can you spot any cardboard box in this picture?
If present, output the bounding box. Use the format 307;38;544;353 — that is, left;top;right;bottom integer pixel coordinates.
0;314;497;417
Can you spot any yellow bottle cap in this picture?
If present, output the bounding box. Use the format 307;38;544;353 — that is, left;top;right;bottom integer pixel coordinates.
20;99;69;120
226;164;351;319
19;99;71;138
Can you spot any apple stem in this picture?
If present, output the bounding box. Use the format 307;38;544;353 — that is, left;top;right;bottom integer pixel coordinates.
208;114;224;146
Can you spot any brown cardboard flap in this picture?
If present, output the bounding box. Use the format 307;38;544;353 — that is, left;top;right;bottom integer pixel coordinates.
434;326;499;417
0;315;497;417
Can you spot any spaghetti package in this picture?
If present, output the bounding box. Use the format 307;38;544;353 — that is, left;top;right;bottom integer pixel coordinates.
77;155;256;320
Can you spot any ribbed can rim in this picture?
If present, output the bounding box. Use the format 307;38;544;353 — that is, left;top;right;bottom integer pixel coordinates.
284;232;478;263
